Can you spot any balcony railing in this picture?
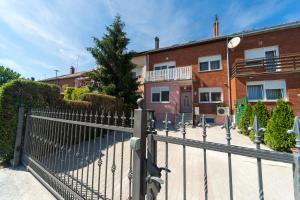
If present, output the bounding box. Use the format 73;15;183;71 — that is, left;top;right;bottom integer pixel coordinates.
232;54;300;77
145;66;192;82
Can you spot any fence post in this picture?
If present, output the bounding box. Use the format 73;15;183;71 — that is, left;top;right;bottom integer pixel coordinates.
11;104;25;167
288;117;300;199
131;98;147;200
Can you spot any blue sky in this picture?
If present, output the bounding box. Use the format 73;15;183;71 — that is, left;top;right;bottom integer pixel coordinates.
0;0;299;80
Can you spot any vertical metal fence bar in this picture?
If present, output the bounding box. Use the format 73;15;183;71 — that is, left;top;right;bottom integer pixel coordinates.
104;111;111;199
119;112;126;200
85;111;93;198
181;114;187;200
67;110;75;187
288;117;300;200
111;112;118;200
163;113;170;200
75;110;83;192
63;110;71;185
91;111;98;200
80;110;88;196
41;109;50;166
252;116;265;200
97;110;105;200
200;115;208;200
224;115;233;200
128;111;134;200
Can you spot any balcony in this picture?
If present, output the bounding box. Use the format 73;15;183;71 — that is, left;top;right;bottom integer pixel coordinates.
145;66;192;82
232;54;300;77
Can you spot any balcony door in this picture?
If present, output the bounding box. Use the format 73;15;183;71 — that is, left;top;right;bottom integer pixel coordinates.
180;92;192;113
265;50;277;72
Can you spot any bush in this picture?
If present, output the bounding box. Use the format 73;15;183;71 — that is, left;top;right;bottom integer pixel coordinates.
63;87;90;100
238;104;253;135
0;79;61;161
264;100;295;151
63;87;75;100
249;101;270;143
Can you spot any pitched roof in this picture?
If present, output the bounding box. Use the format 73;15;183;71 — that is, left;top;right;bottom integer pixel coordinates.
40;69;94;82
141;20;300;54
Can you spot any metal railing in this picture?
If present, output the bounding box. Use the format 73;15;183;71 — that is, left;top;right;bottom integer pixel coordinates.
232;54;300;77
22;108;135;200
142;113;300;200
14;98;300;200
145;66;192;82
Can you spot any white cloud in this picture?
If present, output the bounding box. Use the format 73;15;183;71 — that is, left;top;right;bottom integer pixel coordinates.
0;58;27;75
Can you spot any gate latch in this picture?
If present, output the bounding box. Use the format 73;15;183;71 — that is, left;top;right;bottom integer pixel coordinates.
146;159;171;199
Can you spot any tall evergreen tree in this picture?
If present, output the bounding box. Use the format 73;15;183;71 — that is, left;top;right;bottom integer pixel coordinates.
87;15;140;105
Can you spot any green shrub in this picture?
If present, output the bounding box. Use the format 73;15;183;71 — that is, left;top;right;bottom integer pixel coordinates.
0;79;60;161
249;101;270;143
264;100;295;151
238;104;253;135
63;87;75;100
63;87;90;100
71;88;90;100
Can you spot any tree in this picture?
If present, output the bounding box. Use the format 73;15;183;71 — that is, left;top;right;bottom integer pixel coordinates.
0;66;21;86
264;100;295;151
249;101;270;142
238;104;253;135
87;15;140;105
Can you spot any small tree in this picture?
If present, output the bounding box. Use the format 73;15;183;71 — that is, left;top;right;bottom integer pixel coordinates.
264;100;295;151
249;101;270;142
0;66;21;86
238;104;253;135
87;15;140;105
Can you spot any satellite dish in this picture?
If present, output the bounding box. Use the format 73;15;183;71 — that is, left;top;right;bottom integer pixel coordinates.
227;37;241;49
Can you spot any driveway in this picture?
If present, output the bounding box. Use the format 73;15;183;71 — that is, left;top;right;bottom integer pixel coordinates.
0;166;54;200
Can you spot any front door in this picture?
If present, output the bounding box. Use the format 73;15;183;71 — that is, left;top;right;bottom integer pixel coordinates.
180;92;192;113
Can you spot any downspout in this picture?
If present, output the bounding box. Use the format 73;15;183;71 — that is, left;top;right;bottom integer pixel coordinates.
226;37;232;115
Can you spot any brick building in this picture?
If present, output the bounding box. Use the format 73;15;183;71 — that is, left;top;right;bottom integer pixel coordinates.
140;19;300;125
41;66;93;92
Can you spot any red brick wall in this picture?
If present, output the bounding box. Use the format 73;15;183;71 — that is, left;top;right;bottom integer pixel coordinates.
42;77;76;91
148;40;229;116
233;73;300;116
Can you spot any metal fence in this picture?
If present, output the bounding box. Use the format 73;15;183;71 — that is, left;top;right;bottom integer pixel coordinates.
14;98;300;200
21;108;135;200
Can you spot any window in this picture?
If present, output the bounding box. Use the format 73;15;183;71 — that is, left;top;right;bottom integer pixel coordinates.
154;61;176;71
244;46;279;67
198;87;223;103
132;68;141;78
151;87;170;103
198;55;222;72
246;80;286;101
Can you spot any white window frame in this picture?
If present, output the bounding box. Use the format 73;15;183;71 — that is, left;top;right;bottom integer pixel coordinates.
153;61;176;71
246;80;286;102
198;87;223;103
198;55;222;72
151;86;170;103
244;46;279;60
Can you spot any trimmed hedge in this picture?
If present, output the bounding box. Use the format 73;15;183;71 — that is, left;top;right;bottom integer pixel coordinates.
63;87;75;100
0;79;61;161
264;100;295;151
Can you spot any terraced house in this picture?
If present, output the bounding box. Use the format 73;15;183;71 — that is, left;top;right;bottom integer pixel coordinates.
138;19;300;125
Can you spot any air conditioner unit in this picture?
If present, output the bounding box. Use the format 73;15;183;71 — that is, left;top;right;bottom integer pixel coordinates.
217;107;229;116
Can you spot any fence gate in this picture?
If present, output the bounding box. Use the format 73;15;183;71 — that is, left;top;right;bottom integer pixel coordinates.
21;107;136;200
17;99;300;200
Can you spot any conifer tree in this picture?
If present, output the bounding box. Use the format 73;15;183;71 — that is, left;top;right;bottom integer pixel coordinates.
88;15;140;105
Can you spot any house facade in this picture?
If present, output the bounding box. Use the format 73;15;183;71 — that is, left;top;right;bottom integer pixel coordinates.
140;20;300;125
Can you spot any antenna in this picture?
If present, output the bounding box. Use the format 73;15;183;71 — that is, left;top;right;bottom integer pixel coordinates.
76;55;80;72
54;69;59;85
227;37;241;49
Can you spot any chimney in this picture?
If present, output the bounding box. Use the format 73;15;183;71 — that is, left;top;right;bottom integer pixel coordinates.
155;36;159;49
213;15;219;38
70;66;75;74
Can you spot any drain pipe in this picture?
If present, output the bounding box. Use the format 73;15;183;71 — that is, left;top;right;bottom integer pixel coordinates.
226;38;232;117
